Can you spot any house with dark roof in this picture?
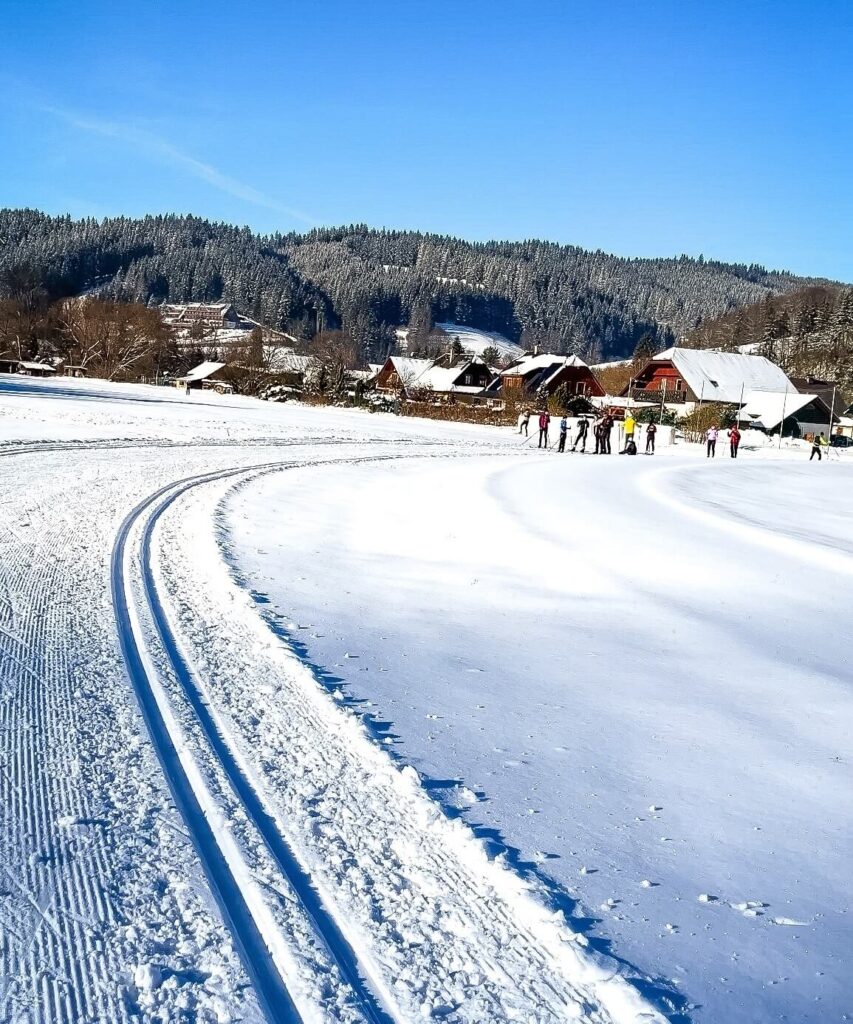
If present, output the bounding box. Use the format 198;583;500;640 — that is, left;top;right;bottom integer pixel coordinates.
484;353;604;404
374;356;495;402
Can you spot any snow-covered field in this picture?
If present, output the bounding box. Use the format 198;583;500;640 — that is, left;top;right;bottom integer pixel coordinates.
0;372;850;1024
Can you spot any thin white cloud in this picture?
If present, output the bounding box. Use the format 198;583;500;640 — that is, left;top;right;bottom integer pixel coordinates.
42;105;316;225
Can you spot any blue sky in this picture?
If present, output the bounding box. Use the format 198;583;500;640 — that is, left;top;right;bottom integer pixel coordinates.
1;0;851;280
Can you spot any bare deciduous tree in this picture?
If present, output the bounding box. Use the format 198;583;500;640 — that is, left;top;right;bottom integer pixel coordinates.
59;299;173;380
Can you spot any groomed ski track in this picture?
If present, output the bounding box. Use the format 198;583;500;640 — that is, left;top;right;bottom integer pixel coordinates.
0;428;667;1024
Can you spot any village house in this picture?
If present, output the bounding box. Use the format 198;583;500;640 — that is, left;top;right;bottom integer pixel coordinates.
737;390;839;438
175;361;234;393
623;346;794;411
373;356;495;403
483;353;605;405
789;375;846;416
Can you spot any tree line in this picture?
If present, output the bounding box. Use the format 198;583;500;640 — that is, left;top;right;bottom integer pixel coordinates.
687;283;853;395
0;208;826;364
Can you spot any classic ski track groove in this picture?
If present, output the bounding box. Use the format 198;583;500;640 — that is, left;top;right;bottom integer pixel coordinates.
113;450;454;1024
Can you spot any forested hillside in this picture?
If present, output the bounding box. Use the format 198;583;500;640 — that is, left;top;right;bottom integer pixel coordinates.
687;283;853;394
0;208;830;361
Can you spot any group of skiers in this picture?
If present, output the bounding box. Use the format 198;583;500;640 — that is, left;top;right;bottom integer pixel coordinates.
517;409;658;455
519;408;833;463
705;424;741;459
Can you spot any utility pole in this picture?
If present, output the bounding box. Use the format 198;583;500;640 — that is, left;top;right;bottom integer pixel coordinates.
828;385;837;445
778;385;789;449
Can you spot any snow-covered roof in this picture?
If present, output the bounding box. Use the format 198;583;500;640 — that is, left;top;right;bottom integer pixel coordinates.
385;356;492;395
164;302;234;315
652;347;793;404
181;361;226;382
18;361;56;372
388;357;434;382
415;363;487;395
275;353;315;373
502;353;590;378
737;391;830;430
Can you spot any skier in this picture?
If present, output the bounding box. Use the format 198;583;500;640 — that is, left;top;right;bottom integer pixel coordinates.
185;382;191;397
706;424;718;458
518;409;530;436
602;414;613;454
728;425;741;458
645;421;657;454
810;432;828;461
538;409;551;449
572;417;589;452
623;411;636;446
557;415;568;452
593;414;604;454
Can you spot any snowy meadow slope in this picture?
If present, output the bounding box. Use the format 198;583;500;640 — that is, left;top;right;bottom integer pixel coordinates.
0;373;850;1024
226;439;853;1023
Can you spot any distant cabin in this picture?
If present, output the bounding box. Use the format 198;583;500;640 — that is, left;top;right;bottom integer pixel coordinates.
175;361;234;393
0;359;56;377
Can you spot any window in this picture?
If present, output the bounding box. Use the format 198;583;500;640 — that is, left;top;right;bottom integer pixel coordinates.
463;373;473;385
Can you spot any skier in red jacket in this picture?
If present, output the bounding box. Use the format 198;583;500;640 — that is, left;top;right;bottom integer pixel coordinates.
538;410;551;449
